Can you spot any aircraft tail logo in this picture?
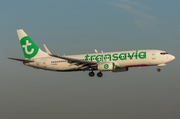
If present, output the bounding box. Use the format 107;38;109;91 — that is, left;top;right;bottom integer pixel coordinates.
22;40;34;54
20;36;39;58
17;29;48;59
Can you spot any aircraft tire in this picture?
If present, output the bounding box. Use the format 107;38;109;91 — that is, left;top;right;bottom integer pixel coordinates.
97;72;103;77
157;68;161;72
89;72;95;77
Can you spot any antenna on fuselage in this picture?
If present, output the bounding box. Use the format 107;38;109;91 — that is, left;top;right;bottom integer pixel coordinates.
94;49;98;53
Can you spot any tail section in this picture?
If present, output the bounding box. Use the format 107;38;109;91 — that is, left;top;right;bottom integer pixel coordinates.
17;29;48;59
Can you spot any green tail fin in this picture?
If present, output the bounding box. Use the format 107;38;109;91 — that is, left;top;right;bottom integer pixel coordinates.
17;29;48;59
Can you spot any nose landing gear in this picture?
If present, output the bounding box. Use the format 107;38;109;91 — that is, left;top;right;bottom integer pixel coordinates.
157;68;161;72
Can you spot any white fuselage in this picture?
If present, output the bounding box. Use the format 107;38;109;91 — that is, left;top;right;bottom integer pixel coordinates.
25;49;175;72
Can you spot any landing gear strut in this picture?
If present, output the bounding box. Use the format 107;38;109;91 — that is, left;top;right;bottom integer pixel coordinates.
157;68;161;72
97;72;103;77
89;71;95;77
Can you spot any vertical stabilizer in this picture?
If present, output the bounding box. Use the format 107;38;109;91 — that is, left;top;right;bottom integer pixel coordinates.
17;29;48;59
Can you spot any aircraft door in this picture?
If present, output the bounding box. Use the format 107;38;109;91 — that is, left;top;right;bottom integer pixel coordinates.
42;59;47;68
152;52;156;59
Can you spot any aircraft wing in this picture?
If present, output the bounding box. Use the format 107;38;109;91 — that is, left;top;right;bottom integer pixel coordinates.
43;44;98;67
8;57;34;63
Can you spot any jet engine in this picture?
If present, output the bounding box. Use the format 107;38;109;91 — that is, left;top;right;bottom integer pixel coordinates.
97;62;115;71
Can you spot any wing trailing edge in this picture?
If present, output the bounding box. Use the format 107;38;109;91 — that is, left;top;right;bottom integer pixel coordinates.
43;44;97;66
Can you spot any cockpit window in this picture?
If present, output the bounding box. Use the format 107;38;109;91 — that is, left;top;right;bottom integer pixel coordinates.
160;52;168;55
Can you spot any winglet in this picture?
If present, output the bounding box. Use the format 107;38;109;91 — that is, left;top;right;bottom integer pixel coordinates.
43;44;53;55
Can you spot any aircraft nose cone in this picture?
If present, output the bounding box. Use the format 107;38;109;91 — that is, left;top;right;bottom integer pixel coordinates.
172;55;175;60
170;55;175;61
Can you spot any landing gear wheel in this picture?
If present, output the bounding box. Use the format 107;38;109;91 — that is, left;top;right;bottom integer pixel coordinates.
157;68;161;72
89;72;95;77
97;72;103;77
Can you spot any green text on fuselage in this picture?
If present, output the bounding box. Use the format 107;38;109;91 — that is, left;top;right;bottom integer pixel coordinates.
85;50;146;62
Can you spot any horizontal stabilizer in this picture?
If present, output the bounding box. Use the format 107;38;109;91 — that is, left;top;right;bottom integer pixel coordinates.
8;57;34;63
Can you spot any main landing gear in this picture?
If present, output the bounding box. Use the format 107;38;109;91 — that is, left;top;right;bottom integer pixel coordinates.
89;71;103;77
89;71;95;77
97;72;103;77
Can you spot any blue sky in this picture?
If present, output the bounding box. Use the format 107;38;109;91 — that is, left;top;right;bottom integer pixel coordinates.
0;0;180;119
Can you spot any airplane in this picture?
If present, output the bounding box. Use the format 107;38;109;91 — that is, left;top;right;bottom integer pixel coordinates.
8;29;175;77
